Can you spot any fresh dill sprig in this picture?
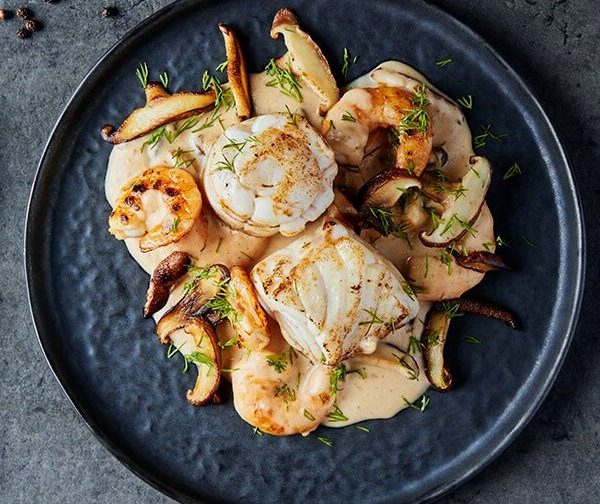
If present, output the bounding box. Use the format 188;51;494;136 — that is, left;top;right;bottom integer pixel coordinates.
170;217;180;233
408;336;422;354
202;70;235;110
441;301;464;319
330;364;347;396
401;281;416;301
393;352;420;380
218;337;238;349
397;85;430;134
435;57;453;68
171;147;195;169
503;162;522;180
341;47;358;82
265;59;303;102
341;110;356;122
284;104;299;126
439;249;454;275
215;154;237;173
216;60;228;73
303;409;316;421
135;62;149;88
367;206;411;245
355;425;371;433
403;394;431;412
159;71;169;88
253;426;264;436
465;335;483;345
317;436;334;447
326;404;349;422
274;381;297;402
266;351;288;373
359;308;386;335
456;94;473;109
521;234;537;247
483;234;512;251
183;264;219;293
473;123;508;149
424;254;430;279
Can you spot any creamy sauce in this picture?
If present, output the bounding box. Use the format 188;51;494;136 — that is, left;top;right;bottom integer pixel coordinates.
105;59;492;428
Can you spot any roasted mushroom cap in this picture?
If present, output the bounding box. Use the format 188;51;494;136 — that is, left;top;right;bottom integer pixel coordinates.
422;299;518;391
156;264;231;336
270;8;339;114
359;168;421;209
420;156;492;247
219;23;252;119
144;251;191;318
101;83;216;144
157;313;222;406
455;250;510;273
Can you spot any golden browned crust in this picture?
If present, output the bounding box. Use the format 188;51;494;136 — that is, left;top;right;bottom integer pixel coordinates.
270;8;299;37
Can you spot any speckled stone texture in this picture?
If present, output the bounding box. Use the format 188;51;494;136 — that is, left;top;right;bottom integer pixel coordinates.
0;0;598;503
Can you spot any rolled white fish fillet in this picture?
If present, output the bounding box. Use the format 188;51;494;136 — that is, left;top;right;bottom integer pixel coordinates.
203;113;338;237
251;220;420;365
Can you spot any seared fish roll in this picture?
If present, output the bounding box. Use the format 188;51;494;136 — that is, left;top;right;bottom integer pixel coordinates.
251;220;419;365
203;113;337;237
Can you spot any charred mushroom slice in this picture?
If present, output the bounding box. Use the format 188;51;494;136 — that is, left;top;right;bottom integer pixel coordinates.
455;250;510;273
219;23;252;119
422;299;518;391
144;251;191;318
270;8;339;114
156;264;231;341
359;168;421;209
157;313;222;406
420;157;491;247
101;82;216;144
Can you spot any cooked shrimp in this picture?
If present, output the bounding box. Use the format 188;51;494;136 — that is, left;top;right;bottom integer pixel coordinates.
322;85;433;175
227;266;334;435
227;266;271;351
232;348;334;436
108;165;201;252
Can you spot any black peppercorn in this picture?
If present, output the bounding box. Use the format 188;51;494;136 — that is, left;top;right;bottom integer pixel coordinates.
16;7;31;20
16;27;31;39
25;19;40;32
0;9;11;20
102;6;118;18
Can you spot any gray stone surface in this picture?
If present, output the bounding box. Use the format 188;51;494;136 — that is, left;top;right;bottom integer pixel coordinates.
0;0;598;502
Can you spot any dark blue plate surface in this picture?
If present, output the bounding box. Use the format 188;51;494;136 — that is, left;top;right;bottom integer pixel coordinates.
25;0;584;502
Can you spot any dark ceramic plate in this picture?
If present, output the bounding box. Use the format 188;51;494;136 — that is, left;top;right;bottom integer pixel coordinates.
25;0;584;502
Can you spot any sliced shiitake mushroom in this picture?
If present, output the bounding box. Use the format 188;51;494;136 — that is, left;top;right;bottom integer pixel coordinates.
422;298;518;391
420;156;492;247
359;168;421;209
101;82;216;144
157;312;222;406
156;264;231;341
455;250;510;273
144;251;191;318
219;23;252;119
270;8;339;114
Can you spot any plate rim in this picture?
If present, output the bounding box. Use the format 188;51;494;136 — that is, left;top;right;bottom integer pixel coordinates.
24;0;586;502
